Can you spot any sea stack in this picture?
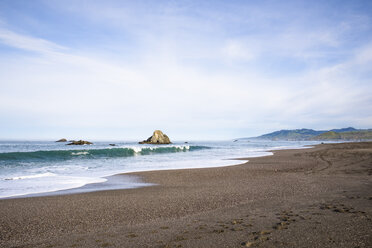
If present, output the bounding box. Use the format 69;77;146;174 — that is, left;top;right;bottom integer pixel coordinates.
139;130;171;144
56;138;67;142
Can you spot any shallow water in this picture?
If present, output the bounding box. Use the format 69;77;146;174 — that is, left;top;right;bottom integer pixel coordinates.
0;140;321;198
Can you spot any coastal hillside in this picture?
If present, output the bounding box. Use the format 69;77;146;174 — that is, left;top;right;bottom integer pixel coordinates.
255;128;325;140
311;130;372;141
246;127;372;141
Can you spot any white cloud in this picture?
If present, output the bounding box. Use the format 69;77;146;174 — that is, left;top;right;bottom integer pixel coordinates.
223;39;258;61
0;28;66;54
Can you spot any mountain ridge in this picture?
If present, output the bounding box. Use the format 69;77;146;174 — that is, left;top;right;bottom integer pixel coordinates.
240;127;372;141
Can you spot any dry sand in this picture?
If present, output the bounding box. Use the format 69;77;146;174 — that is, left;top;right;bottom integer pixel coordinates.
0;142;371;247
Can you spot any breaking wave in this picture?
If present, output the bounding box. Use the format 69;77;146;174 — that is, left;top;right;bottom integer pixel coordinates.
0;145;210;162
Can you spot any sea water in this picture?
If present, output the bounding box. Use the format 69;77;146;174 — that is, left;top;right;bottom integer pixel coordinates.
0;140;321;198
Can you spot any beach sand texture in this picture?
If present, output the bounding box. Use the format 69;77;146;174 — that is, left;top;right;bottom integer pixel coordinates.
0;142;371;247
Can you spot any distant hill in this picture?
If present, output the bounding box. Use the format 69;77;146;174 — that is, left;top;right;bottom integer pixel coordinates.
245;127;372;141
329;127;357;133
311;130;372;141
256;128;325;140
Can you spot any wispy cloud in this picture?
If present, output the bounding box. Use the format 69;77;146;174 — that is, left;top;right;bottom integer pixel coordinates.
0;28;66;54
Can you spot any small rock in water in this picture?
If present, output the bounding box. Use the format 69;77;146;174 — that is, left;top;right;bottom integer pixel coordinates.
56;138;67;142
67;140;93;145
109;144;116;146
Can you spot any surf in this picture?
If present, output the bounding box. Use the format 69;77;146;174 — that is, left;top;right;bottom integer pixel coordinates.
0;145;210;162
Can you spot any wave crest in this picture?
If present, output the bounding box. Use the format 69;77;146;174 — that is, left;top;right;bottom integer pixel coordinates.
0;145;209;162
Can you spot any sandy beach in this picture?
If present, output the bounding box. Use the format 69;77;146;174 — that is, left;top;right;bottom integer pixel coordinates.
0;142;371;248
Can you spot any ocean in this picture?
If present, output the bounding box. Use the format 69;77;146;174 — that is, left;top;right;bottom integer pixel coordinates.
0;140;321;199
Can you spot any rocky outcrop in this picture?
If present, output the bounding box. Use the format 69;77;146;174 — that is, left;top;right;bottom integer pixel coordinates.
139;130;171;144
56;138;67;142
67;140;93;145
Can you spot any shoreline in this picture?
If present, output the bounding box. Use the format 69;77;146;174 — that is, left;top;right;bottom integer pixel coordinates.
0;142;315;200
1;142;371;247
4;174;154;199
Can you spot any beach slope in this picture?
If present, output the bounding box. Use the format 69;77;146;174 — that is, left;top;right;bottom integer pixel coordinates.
0;142;371;247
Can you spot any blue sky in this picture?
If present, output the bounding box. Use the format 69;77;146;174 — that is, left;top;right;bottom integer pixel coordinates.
0;0;372;140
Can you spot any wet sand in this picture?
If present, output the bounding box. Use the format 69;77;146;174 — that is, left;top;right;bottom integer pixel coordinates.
0;142;371;247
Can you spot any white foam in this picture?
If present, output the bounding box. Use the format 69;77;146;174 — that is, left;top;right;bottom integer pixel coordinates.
127;145;191;153
0;175;107;198
4;172;56;180
270;145;314;150
131;147;143;153
173;145;190;150
71;151;89;155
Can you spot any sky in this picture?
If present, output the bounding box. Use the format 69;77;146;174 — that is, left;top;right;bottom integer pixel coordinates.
0;0;372;140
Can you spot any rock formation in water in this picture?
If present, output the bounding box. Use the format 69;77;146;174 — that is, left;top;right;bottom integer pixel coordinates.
139;130;171;144
67;140;93;145
56;138;67;142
